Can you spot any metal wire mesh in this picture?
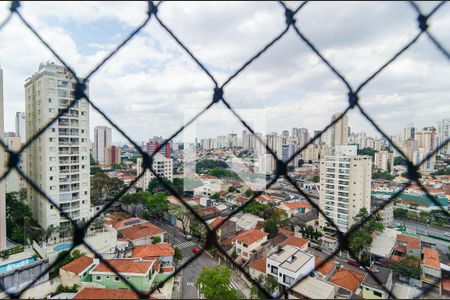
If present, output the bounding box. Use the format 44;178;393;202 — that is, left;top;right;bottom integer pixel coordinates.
0;0;449;299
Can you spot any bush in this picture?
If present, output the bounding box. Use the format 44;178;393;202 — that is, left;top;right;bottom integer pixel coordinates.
151;236;162;244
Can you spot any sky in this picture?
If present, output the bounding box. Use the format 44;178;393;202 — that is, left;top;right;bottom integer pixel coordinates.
0;1;449;145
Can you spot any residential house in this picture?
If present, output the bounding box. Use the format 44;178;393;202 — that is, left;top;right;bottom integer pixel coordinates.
208;217;237;241
73;287;139;299
421;247;442;294
112;217;146;230
361;266;393;299
329;268;365;295
280;236;309;251
60;256;95;287
249;256;266;280
288;277;337;299
256;194;277;205
197;206;220;221
230;212;264;231
118;222;165;246
131;243;175;265
89;258;156;291
266;245;315;287
233;229;269;263
393;234;421;258
279;202;312;218
314;258;336;280
369;228;397;262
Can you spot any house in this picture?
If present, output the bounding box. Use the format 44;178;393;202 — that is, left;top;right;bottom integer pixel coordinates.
266;245;315;287
208;217;237;240
60;256;95;287
131;243;175;265
369;228;397;261
233;229;269;263
112;217;146;230
361;266;393;299
230;212;264;231
280;236;309;251
256;194;277;205
391;282;421;298
249;256;266;280
279;202;312;218
197;206;220;220
314;258;336;280
73;287;139;299
193;180;221;197
288;276;337;299
118;222;165;246
421;247;442;294
89;258;156;291
329;268;365;294
394;234;421;257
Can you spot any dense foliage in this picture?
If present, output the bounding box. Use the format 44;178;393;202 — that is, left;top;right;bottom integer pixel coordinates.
195;266;240;299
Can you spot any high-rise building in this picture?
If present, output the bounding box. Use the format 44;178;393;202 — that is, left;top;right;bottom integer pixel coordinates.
25;62;91;229
93;126;112;164
105;145;121;166
4;134;26;193
0;65;6;249
437;118;450;155
144;137;171;158
326;112;348;149
319;154;372;232
15;112;26;143
415;127;436;153
136;154;173;189
374;150;394;173
403;123;416;141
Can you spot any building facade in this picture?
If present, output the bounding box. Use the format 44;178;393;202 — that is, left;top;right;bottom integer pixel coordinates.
319;154;372;232
4;135;26;193
15;112;26;143
93;126;112;164
105;145;121;166
374;150;394;173
0;66;6;250
25;62;91;229
437;118;450;155
136;154;173;190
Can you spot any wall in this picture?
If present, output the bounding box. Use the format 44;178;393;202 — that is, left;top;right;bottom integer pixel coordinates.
0;258;49;296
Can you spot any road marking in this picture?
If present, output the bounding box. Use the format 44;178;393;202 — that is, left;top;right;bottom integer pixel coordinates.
174;241;196;249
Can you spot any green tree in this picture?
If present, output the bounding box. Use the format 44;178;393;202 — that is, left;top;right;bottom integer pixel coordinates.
169;205;191;235
250;274;278;299
90;166;103;175
357;147;377;160
120;191;150;215
195;266;240;299
210;193;220;200
394;208;408;219
243;200;269;217
228;186;237;193
196;159;228;173
151;236;162;244
372;170;395;181
6;192;32;244
174;247;183;266
147;177;181;195
394;156;407;166
264;219;278;239
244;189;253;197
311;175;320;183
145;192;169;219
287;166;295;172
391;255;420;279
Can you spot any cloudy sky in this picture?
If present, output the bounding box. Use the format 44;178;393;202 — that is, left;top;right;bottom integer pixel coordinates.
0;1;449;145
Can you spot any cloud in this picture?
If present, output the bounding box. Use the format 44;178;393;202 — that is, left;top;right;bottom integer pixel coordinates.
0;1;449;145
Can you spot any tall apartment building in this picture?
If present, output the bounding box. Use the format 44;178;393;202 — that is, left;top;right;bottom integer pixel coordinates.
319;154;372;232
374;150;394;173
415;127;436;153
325;112;348;149
136;154;173;190
4;134;26;193
93;126;112;164
25;62;91;229
15;112;26;143
105;145;121;166
0;66;6;249
144;137;171;158
437;118;450;155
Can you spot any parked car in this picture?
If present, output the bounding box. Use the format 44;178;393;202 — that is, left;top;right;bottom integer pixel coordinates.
185;234;192;241
192;247;201;255
346;259;360;268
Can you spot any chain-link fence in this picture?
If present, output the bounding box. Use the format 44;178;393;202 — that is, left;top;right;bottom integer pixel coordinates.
0;0;449;299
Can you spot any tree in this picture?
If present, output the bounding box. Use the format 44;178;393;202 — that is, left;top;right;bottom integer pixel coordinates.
228;186;237;193
174;247;183;266
394;156;407;166
243;200;269;217
394;208;408;219
145;192;169;219
311;175;320;183
287;166;295;172
244;189;253;197
169;205;191;235
90;166;103;175
264;219;278;239
372;170;395;181
391;255;420;279
357;147;377;160
195;266;240;299
147;177;182;195
6;192;32;244
151;236;162;244
120;191;150;215
250;274;278;299
210;193;220;200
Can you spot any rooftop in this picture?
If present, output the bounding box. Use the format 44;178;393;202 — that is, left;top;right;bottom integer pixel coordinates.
282;202;312;210
113;217;146;230
119;222;164;241
291;276;336;299
91;259;154;275
396;234;420;249
234;229;268;245
131;243;175;259
74;288;139;299
361;266;392;290
248;256;266;274
61;256;93;274
268;245;314;273
423;247;440;269
329;268;365;293
280;236;308;249
370;228;398;258
315;258;336;277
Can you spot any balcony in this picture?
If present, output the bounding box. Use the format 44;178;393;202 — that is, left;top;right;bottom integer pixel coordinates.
60;169;70;174
60;159;70;165
58;119;70;127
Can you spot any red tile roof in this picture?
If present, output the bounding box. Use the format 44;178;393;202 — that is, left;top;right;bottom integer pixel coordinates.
92;259;153;274
209;217;225;230
329;268;365;293
234;229;268;245
423;247;440;269
396;234;420;249
315;258;336;277
132;243;175;259
119;222;164;241
249;257;266;274
280;236;308;249
113;217;146;230
278;227;294;236
74;288;139;299
256;194;276;203
282;202;312;210
61;256;93;274
162;266;174;273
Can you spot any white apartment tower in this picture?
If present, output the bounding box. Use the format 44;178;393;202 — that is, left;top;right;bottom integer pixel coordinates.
136;154;173;190
15;112;26;143
93;126;112;165
325;112;349;149
0;66;6;249
319;154;372;232
25;62;91;229
438;118;450;155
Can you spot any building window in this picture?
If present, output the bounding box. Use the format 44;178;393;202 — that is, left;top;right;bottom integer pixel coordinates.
373;291;383;297
114;276;120;281
283;274;295;286
96;276;101;280
271;265;278;276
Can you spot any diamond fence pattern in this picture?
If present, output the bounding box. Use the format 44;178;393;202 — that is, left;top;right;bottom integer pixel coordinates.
0;0;449;299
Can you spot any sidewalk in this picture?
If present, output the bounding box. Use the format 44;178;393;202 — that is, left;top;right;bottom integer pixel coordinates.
230;271;251;299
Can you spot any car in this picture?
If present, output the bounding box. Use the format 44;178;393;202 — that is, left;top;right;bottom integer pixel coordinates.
185;234;192;241
444;232;450;237
346;259;360;268
192;247;201;255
